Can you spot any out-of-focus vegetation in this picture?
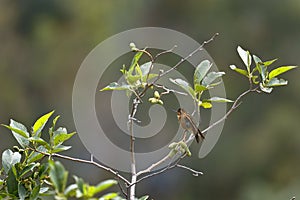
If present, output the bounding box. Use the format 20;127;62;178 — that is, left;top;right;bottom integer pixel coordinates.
0;1;299;199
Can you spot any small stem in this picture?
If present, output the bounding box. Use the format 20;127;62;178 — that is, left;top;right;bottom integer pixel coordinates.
28;147;130;185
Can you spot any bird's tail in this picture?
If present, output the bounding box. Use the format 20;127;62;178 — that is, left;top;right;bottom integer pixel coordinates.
195;129;205;143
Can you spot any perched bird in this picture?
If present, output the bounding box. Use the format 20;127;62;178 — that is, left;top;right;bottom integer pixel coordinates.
177;108;205;143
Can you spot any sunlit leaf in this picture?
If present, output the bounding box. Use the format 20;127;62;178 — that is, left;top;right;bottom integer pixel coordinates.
194;60;212;86
33;110;54;137
263;58;278;67
170;78;195;98
206;97;233;103
200;102;212;108
100;192;119;200
268;66;297;80
202;71;225;87
49;160;68;193
100;82;131;91
266;77;288;87
229;65;248;77
194;84;208;93
237;46;252;72
259;83;273;93
94;179;117;194
2;120;29;148
2;149;21;173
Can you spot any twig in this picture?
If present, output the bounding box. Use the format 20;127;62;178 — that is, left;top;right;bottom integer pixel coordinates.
27;147;130;185
202;87;259;135
176;164;203;176
154;45;177;60
159;33;219;78
154;84;187;96
136;154;170;176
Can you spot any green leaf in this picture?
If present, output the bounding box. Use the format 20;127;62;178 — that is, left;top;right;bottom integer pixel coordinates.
266;77;288;87
129;51;144;73
140;62;152;75
33;110;54;137
29;185;40;200
2;149;21;173
2;119;30;148
100;82;131;91
127;74;141;85
194;84;208;93
206;97;234;103
194;60;212;86
7;167;18;196
29;136;50;149
253;55;262;64
18;183;27;200
51;144;72;153
53;127;75;146
268;66;297;80
229;65;248;77
94;179;117;194
263;58;278;67
170;78;195;98
64;184;77;196
200;102;212;108
49;160;68;194
99;192;119;200
139;195;149;200
202;71;225;87
237;46;252;72
259;83;273;93
19;163;39;177
27;146;47;164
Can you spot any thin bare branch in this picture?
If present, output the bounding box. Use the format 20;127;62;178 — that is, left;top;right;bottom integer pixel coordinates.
159;33;219;78
154;84;187;96
154;45;177;60
28;147;130;185
176;164;203;176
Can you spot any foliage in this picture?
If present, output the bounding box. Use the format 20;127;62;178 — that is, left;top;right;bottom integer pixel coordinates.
0;112;122;200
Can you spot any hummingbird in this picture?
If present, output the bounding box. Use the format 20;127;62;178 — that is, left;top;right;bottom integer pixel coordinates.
177;108;205;143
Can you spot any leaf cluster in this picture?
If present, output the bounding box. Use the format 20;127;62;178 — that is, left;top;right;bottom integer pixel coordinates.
0;111;121;199
230;46;297;93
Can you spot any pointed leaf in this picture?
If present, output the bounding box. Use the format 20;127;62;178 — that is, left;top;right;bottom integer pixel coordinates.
170;78;195;98
100;193;119;200
18;183;27;200
53;129;76;146
139;195;150;200
268;66;297;80
2;149;21;173
33;110;54;137
7;167;18;196
229;65;248;77
29;185;40;200
100;82;131;91
194;60;212;85
140;62;152;75
94;179;117;194
206;97;234;103
27;146;47;163
52;144;72;153
2;119;30;147
49;160;68;193
19;163;39;177
253;55;262;64
260;83;273;93
202;71;225;87
29;136;50;149
266;77;288;87
263;58;278;67
237;46;252;72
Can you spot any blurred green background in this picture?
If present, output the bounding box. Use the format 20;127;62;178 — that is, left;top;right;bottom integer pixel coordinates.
0;1;299;199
